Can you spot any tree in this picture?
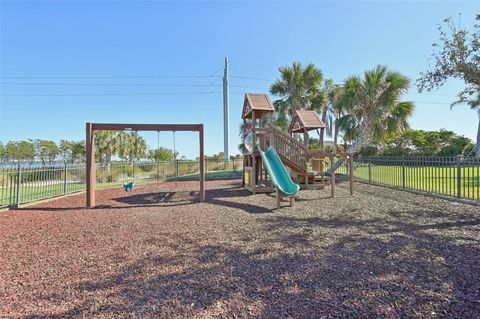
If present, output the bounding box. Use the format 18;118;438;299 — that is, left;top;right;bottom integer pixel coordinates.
308;80;333;150
0;142;5;161
123;132;147;163
58;140;85;164
417;14;480;155
450;93;480;155
147;147;175;162
335;65;414;167
70;141;86;163
238;120;253;154
270;62;323;129
331;86;348;154
33;139;59;166
116;131;131;162
58;140;72;164
378;129;474;156
95;131;118;165
5;141;35;162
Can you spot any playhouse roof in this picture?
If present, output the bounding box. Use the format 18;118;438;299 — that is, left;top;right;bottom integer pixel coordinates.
241;93;275;119
288;110;325;133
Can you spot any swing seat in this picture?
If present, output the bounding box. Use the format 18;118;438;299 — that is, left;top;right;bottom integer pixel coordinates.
123;181;135;192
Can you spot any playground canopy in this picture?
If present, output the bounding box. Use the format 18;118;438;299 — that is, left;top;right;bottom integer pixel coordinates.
288;110;325;134
241;93;275;120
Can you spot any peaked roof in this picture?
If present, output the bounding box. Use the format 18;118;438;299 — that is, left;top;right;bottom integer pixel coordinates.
241;93;275;119
288;110;325;133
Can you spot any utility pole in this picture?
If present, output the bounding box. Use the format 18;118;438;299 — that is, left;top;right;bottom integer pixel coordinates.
223;57;230;161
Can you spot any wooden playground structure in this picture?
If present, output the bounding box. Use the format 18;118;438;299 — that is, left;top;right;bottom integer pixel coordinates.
241;93;354;200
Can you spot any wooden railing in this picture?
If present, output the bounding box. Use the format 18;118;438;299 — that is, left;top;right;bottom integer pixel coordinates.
255;126;308;170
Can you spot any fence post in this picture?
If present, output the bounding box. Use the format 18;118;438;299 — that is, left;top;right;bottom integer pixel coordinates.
63;163;67;194
402;156;406;189
349;155;354;195
368;157;372;183
457;155;462;198
176;160;179;179
162;162;166;180
156;161;159;181
15;163;22;208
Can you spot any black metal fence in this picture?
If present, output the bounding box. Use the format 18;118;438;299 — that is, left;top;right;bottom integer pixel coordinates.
353;156;480;201
2;156;478;208
0;159;242;208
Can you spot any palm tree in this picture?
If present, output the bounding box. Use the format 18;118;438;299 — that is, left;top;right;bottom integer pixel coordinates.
130;132;147;161
238;121;251;154
329;86;346;154
116;131;131;162
309;79;339;150
94;131;118;168
450;93;480;156
120;132;147;163
334;65;415;168
270;62;323;128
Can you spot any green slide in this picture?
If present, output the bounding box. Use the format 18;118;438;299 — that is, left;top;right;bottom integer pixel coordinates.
259;146;300;196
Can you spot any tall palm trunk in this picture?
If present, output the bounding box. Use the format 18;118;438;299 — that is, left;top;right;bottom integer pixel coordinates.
106;150;112;171
333;126;339;154
332;116;372;172
320;110;327;150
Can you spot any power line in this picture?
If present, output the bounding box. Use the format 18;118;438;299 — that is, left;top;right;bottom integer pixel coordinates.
231;84;270;90
0;75;222;80
0;82;223;87
0;82;269;90
209;66;224;77
231;75;273;82
1;91;223;97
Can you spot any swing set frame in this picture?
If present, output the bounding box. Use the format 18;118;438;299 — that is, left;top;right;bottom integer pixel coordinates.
86;122;205;208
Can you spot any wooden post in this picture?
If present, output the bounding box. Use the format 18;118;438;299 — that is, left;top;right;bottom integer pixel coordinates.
276;187;280;209
329;154;336;198
241;156;246;187
304;128;309;146
348;154;354;195
251;112;256;194
86;122;95;208
199;125;205;202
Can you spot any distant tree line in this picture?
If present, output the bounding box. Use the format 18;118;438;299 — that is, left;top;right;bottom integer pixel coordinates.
0;139;85;164
0;133;244;165
356;129;476;157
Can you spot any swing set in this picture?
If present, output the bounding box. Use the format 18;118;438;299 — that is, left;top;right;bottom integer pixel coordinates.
122;130;178;192
85;122;205;208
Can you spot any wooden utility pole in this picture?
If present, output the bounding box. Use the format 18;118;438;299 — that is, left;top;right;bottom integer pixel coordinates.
223;57;230;161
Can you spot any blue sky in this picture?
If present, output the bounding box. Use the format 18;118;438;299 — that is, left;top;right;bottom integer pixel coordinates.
1;1;479;158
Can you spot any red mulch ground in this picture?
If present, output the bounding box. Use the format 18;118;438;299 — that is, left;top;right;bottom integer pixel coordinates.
0;180;479;318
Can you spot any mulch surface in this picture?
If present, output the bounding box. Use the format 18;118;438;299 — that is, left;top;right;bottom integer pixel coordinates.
0;180;479;318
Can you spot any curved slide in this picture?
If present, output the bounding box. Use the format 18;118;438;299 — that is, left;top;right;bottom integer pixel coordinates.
259;146;300;208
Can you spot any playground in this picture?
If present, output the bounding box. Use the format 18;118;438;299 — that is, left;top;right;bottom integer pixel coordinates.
1;180;479;318
1;92;479;318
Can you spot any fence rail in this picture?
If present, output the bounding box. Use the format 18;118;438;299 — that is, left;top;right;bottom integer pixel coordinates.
353;156;480;201
0;159;242;208
1;156;478;208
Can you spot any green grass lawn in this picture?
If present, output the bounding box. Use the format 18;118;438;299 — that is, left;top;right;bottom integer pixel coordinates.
353;164;480;200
